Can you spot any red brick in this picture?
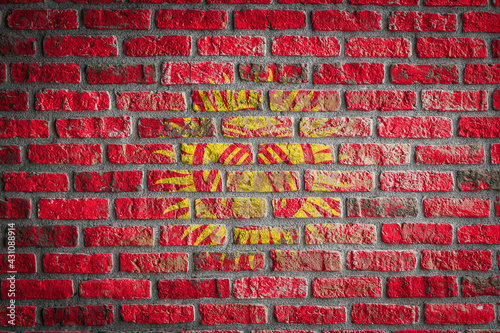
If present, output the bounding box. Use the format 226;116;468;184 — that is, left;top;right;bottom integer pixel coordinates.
280;0;341;2
0;37;34;56
234;277;307;299
193;90;263;112
456;169;500;191
44;35;117;58
240;64;307;84
494;41;500;58
235;10;305;30
380;171;453;191
194;251;264;271
422;250;492;271
200;36;265;56
87;64;155;84
14;225;77;247
201;304;267;324
352;304;419;324
0;145;20;165
43;305;113;326
0;63;5;83
270;250;341;271
346;90;416;111
425;303;494;324
270;90;340;112
314;63;384;84
108;144;175;164
1;0;42;2
162;62;233;85
465;64;500;84
210;0;270;2
1;279;73;299
159;279;230;299
417;38;486;58
120;252;188;273
458;225;500;244
85;226;153;247
301;117;371;138
39;198;109;220
12;62;80;83
158;10;227;30
326;331;386;333
8;10;77;30
426;0;486;4
272;36;339;57
351;0;417;3
148;169;222;192
347;197;418;218
313;277;382;298
273;197;340;217
462;276;500;296
80;279;150;299
115;197;189;220
0;306;35;326
424;198;490;217
339;143;410;165
0;253;36;273
55;0;122;2
305;170;374;192
388;11;456;31
422;90;488;111
0;90;28;111
305;223;376;244
459;117;500;137
387;276;458;298
75;171;142;192
378;117;452;139
36;90;110;111
234;225;299;244
463;12;500;32
160;224;226;246
56;117;131;139
29;144;102;165
139;117;216;138
346;38;410;57
0;119;48;139
131;0;200;2
382;223;453;244
392;64;458;84
84;9;150;30
274;305;346;324
117;91;186;111
347;250;416;271
498;198;500;217
0;198;30;219
313;10;381;31
122;305;193;324
43;253;112;273
125;36;190;57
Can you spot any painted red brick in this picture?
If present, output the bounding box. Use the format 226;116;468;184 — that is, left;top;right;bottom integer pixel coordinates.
148;170;222;192
12;62;80;83
0;306;35;326
346;90;416;111
422;90;488;111
421;250;492;271
274;305;346;324
115;197;189;220
0;90;28;111
392;64;458;84
313;277;382;298
194;252;264;271
347;250;416;271
0;198;30;219
417;38;486;58
75;171;142;192
457;169;500;191
43;253;112;273
108;144;176;164
159;279;230;299
424;198;490;217
347;197;418;218
158;10;227;30
273;197;339;217
313;10;381;31
14;225;77;247
352;304;419;324
36;90;110;111
387;276;458;298
201;304;267;325
388;12;456;31
43;305;114;326
117;91;186;111
85;226;153;247
87;64;156;84
314;63;384;84
378;117;452;139
459;117;500;138
55;0;122;2
139;117;216;138
234;277;307;299
305;223;376;244
464;64;500;84
0;119;48;139
8;10;78;30
56;117;131;139
240;64;308;84
305;170;375;192
84;9;150;30
125;36;190;57
0;145;20;164
339;143;410;165
235;10;305;30
270;250;341;271
346;38;410;57
44;35;117;57
0;36;35;56
0;63;5;83
462;276;500;296
351;0;417;3
426;0;486;4
160;224;226;245
0;253;36;273
382;223;453;244
162;62;233;85
463;12;500;32
281;0;341;2
38;198;109;220
200;36;265;56
458;225;500;244
80;279;150;299
1;279;73;299
425;303;495;324
209;0;269;2
380;171;453;191
132;0;200;2
120;252;188;273
29;144;102;165
272;36;339;57
270;90;340;112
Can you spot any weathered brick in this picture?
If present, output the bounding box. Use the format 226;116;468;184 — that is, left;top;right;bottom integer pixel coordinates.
387;276;458;298
382;223;453;244
0;306;35;326
182;143;253;165
270;90;340;112
235;10;305;30
139;117;216;138
38;198;109;220
352;304;419;324
417;145;484;165
425;303;494;324
423;90;488;112
417;38;486;58
424;198;490;218
84;9;151;30
56;116;131;139
4;172;68;192
192;90;262;111
458;225;500;244
274;305;346;324
234;226;298;245
340;143;410;166
160;224;226;246
389;11;456;31
426;0;486;4
117;91;185;111
227;171;298;192
259;143;334;165
273;197;341;218
199;36;265;56
313;277;382;298
239;63;308;84
159;279;230;299
463;12;500;32
494;41;500;58
346;38;410;57
108;144;176;164
0;145;20;164
462;276;500;296
380;171;454;191
495;145;500;163
347;250;416;271
305;170;374;192
0;90;28;111
300;117;372;137
314;63;384;84
36;90;110;111
0;253;36;273
115;197;189;220
0;119;48;139
313;10;381;31
457;169;500;191
391;64;458;84
122;304;193;324
422;250;492;271
465;65;500;84
379;116;453;138
305;223;376;244
200;304;267;324
346;90;416;111
196;198;266;219
120;252;188;273
12;62;80;83
0;37;35;56
0;198;30;220
235;277;307;298
1;279;73;299
75;171;142;192
270;250;341;271
14;225;77;247
347;197;418;218
148;170;222;192
44;35;117;57
87;64;155;84
8;10;78;30
194;252;264;271
43;253;112;273
162;62;233;85
125;36;190;57
272;36;340;57
459;117;500;137
85;226;153;247
0;63;5;83
223;116;292;138
157;10;227;30
80;279;150;299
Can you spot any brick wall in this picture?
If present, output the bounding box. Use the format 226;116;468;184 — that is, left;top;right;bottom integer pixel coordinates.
0;0;499;331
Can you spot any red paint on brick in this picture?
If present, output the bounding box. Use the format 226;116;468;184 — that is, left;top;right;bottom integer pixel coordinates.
195;252;264;271
160;224;226;246
305;170;375;192
424;198;490;217
462;276;500;296
120;252;188;273
380;171;454;191
15;225;77;247
346;90;416;111
274;305;346;324
425;303;494;324
493;41;500;58
39;198;109;220
240;64;307;84
235;277;307;299
200;36;265;56
4;172;68;192
346;38;410;57
108;144;175;164
274;197;340;217
43;253;112;273
465;64;500;84
417;145;484;165
313;277;382;298
392;64;458;84
235;10;305;30
44;35;117;57
463;12;500;32
29;144;102;165
271;250;341;271
159;279;230;299
313;10;381;31
117;91;186;111
80;279;150;299
347;250;416;271
305;223;376;244
8;10;77;30
0;306;35;326
13;62;80;83
0;36;35;56
0;145;20;164
347;197;417;218
85;226;153;247
56;117;131;139
125;36;190;57
0;119;48;139
84;9;150;30
201;305;267;325
417;38;486;58
459;117;500;138
0;198;31;219
36;90;110;111
1;279;73;299
314;63;384;84
87;64;155;84
0;253;36;273
162;62;233;85
352;304;419;324
339;143;410;165
388;12;456;31
378;117;452;139
115;197;189;220
422;250;492;271
382;223;453;244
43;305;114;326
272;36;339;57
75;171;142;192
0;90;28;111
158;10;227;30
388;276;458;298
148;170;222;192
422;90;488;111
458;225;500;244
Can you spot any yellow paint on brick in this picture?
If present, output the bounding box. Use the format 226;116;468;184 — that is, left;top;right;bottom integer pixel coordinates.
259;143;333;165
193;90;262;112
195;197;266;219
162;198;190;219
233;226;298;245
153;149;176;158
154;170;221;192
